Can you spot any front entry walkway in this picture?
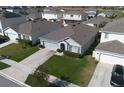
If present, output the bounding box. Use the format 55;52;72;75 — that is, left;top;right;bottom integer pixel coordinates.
1;49;55;82
0;40;17;48
88;63;113;87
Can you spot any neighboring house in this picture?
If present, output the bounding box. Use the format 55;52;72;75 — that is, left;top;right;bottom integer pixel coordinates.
93;40;124;66
100;18;124;43
42;7;88;22
39;23;98;54
16;19;62;44
105;11;116;18
83;16;112;28
97;12;106;17
62;10;88;21
0;13;26;37
42;7;63;21
84;8;98;19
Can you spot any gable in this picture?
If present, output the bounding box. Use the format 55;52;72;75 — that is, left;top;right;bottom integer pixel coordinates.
4;27;18;35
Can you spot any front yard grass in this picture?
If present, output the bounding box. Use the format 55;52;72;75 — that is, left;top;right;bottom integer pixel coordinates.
25;74;50;87
35;55;97;86
0;43;39;62
0;62;10;70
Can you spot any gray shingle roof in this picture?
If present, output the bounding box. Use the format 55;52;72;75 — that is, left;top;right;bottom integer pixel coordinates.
83;16;112;25
101;18;124;33
95;40;124;55
1;16;27;31
18;19;62;36
40;23;98;46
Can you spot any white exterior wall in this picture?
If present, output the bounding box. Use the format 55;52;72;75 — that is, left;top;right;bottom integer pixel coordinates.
4;28;18;40
65;38;81;53
63;14;82;21
6;9;13;12
42;13;58;20
93;50;124;66
0;21;3;35
84;23;94;27
100;32;124;43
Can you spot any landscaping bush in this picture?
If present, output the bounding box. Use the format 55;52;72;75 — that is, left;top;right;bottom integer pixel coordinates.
39;44;45;48
17;39;32;48
63;51;81;58
60;76;71;82
56;49;63;53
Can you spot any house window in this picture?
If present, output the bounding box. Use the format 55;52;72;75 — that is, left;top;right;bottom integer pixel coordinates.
70;15;74;17
23;35;25;39
25;36;30;40
18;34;21;39
105;33;108;39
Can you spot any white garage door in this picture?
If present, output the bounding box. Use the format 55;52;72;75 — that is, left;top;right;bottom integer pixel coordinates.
100;54;124;66
44;41;58;51
5;33;18;40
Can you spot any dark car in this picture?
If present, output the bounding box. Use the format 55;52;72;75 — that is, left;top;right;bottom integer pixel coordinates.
110;65;124;87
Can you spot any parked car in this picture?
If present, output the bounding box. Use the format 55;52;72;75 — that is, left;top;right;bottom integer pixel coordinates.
110;65;124;87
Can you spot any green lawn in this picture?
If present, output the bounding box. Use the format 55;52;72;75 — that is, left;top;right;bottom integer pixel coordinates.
36;55;97;86
0;43;39;62
0;62;10;70
25;74;50;87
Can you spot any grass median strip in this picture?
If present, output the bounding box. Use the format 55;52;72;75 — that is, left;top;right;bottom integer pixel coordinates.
0;62;10;70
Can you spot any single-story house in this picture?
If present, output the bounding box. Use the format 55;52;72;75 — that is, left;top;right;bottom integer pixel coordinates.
97;12;106;17
100;18;124;43
93;40;124;66
3;18;62;44
42;7;63;21
105;11;116;18
62;10;88;21
83;16;112;28
0;13;27;36
84;8;98;19
17;19;62;44
39;23;98;54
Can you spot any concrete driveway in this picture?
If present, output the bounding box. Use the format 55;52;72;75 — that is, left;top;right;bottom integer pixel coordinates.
88;63;113;87
1;49;55;82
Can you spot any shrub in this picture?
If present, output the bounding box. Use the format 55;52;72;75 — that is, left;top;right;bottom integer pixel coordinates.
39;45;45;48
60;76;71;82
63;51;81;58
56;49;63;53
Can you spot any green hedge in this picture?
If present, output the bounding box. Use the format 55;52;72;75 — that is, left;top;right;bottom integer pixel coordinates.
63;51;81;58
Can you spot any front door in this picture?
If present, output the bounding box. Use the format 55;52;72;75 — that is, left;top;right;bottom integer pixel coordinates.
60;43;65;51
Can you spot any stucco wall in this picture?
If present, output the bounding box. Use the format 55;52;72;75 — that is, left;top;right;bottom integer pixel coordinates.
63;14;82;21
100;32;124;43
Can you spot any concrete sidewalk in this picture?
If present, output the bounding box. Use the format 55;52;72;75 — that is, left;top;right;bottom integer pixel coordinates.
0;59;17;66
0;40;17;48
1;49;55;82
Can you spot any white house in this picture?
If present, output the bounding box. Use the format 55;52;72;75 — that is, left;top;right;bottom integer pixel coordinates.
93;40;124;66
39;23;98;54
0;14;27;37
42;7;88;22
100;18;124;43
62;10;88;21
1;14;62;44
97;13;106;17
17;19;62;44
42;7;63;21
